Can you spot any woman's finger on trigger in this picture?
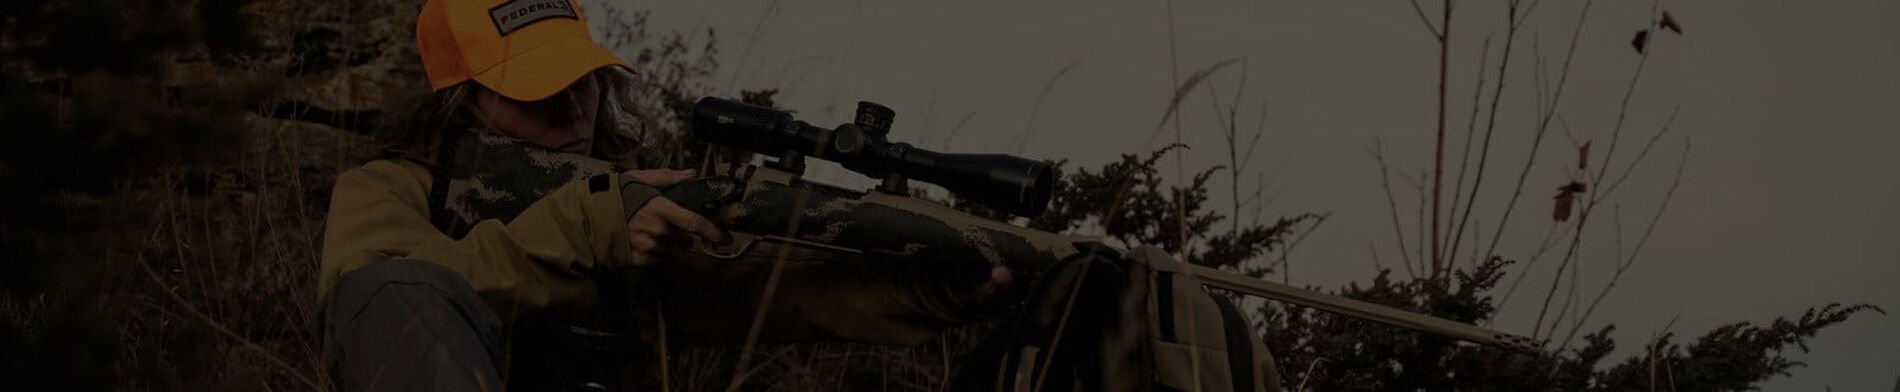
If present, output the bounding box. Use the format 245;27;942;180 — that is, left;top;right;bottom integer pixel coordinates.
629;232;659;253
659;204;727;244
655;230;695;249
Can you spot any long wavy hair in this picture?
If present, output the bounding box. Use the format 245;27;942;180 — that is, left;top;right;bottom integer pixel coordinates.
374;66;648;165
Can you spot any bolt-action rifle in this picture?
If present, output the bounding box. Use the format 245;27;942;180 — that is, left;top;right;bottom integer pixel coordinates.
661;97;1538;352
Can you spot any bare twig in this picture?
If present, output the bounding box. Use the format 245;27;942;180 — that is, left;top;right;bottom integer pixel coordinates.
1370;242;1388;274
1430;0;1454;278
1589;0;1666;188
1559;137;1690;348
1497;219;1570;307
1515;0;1546;30
1211;61;1263;234
1269;213;1332;284
1558;115;1585;151
1533;192;1590;340
1369;140;1418;277
1535;0;1666;341
1481;0;1595;264
1445;33;1494;257
1597;106;1682;200
1409;0;1445;38
1416;169;1430;273
1447;0;1527;266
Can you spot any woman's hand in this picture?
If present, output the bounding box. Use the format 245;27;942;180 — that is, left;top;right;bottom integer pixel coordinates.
623;169;728;266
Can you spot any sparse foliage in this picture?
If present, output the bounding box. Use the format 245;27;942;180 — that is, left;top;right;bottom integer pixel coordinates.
0;1;1876;391
1052;145;1877;390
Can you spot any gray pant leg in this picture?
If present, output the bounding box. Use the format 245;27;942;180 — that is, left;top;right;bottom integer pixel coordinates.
320;259;505;391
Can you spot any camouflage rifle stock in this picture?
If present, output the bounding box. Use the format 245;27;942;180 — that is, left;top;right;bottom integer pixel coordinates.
663;98;1539;352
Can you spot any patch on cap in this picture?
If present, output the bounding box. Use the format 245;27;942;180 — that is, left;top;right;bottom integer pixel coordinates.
488;0;578;36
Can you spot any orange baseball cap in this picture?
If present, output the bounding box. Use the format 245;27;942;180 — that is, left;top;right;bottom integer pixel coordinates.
416;0;630;101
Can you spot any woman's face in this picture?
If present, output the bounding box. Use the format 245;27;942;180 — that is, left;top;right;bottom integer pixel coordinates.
475;73;601;154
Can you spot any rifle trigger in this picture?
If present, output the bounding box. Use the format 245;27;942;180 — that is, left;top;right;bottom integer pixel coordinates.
696;236;761;259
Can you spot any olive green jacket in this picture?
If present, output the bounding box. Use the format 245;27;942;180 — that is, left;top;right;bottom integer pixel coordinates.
318;153;958;346
317;157;653;321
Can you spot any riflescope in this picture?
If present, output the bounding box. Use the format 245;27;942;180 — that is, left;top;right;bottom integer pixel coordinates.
691;97;1054;218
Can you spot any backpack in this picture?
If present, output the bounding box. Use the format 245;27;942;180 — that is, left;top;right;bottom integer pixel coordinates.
954;244;1281;392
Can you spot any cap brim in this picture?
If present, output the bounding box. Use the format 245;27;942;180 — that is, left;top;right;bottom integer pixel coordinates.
472;38;630;102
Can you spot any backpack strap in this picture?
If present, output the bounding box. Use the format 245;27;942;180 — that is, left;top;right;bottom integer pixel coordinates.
1212;293;1256;392
425;131;463;236
1154;270;1178;343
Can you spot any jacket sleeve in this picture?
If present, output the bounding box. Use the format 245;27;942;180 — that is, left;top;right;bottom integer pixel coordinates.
318;160;661;320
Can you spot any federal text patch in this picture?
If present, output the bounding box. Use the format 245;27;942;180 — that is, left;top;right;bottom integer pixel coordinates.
488;0;577;36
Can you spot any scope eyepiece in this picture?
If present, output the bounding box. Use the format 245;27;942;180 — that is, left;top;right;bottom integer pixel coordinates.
691;97;1054;217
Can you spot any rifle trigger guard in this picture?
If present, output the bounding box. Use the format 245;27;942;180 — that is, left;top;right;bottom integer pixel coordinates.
696;236;761;259
693;234;867;259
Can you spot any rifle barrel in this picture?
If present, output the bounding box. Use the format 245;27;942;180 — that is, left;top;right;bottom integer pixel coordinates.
1182;264;1539;352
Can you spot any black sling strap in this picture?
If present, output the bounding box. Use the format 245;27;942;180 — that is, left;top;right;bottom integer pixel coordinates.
415;130;643;389
1213;294;1256;392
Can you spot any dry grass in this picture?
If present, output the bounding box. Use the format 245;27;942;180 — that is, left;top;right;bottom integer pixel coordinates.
108;117;365;390
0;0;996;388
679;326;996;391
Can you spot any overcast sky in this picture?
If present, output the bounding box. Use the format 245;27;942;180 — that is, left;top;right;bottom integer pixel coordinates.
596;0;1899;388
